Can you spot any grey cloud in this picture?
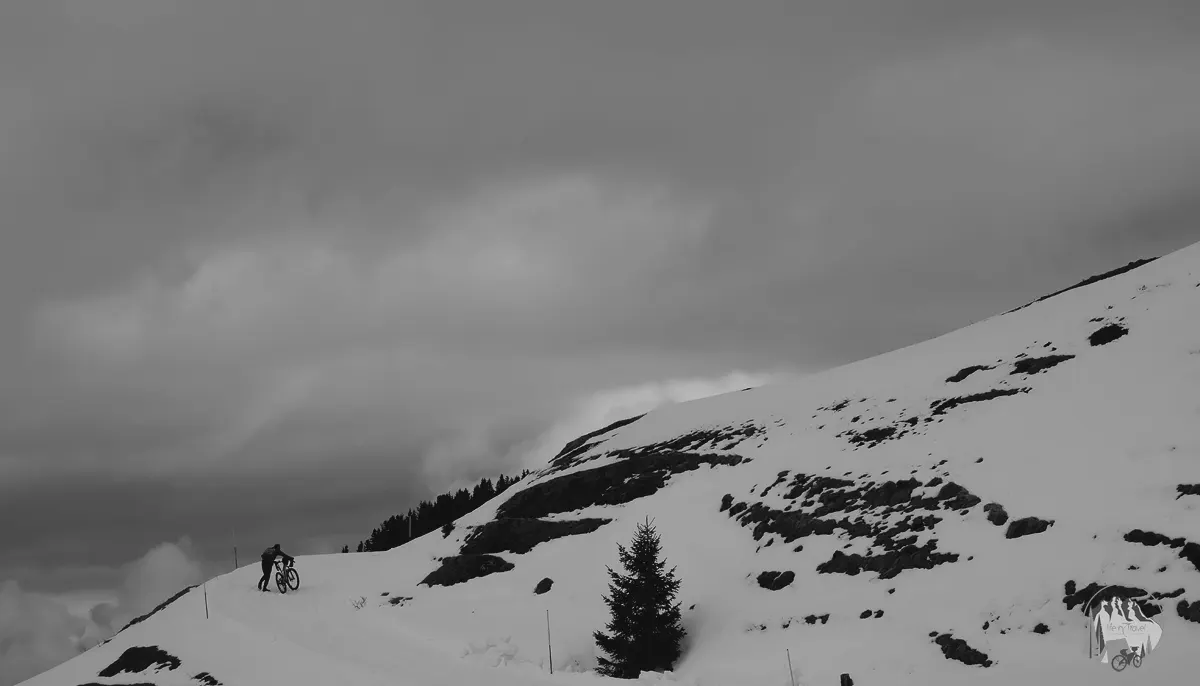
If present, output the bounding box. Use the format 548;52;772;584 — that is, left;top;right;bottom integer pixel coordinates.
2;0;1200;618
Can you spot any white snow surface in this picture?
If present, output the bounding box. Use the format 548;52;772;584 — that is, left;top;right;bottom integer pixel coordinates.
20;243;1200;685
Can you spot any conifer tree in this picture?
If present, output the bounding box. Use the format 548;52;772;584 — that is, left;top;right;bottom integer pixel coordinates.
593;518;686;678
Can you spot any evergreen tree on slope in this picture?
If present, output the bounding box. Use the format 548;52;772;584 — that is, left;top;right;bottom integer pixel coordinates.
593;518;686;678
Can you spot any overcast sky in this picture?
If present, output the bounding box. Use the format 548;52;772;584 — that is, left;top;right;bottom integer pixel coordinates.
3;0;1200;680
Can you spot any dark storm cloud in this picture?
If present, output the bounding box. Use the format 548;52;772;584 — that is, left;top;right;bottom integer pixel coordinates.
3;0;1200;631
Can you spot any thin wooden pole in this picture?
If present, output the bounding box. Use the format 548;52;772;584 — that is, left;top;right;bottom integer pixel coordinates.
786;649;795;686
546;609;554;674
204;583;209;619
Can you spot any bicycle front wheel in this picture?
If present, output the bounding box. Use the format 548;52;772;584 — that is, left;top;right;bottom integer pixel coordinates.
286;567;300;590
276;572;288;593
1111;655;1128;672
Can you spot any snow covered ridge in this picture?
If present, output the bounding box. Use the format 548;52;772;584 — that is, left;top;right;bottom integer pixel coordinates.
19;241;1200;686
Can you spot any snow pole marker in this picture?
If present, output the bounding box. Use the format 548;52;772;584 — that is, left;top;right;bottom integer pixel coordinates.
786;649;795;686
546;609;554;674
203;582;209;619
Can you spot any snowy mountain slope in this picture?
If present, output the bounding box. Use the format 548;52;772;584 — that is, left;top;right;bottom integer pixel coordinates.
21;241;1200;686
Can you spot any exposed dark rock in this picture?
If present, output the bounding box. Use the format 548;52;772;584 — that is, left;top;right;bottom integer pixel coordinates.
1124;529;1200;572
760;472;791;496
874;609;884;618
946;365;994;383
983;503;1009;526
534;578;554;595
931;388;1031;416
1011;354;1075;376
859;610;872;619
545;414;646;473
937;482;982;510
498;451;745;519
388;595;413;606
102;586;196;643
1088;322;1129;346
757;571;796;591
98;646;181;678
720;494;734;512
819;542;959;580
419;554;515;587
1178;600;1200;624
803;613;830;625
1177;484;1200;499
441;522;454;537
845;426;899;448
1062;581;1148;614
1032;623;1049;634
460;517;611;555
1005;517;1054;539
194;673;223;685
932;633;993;667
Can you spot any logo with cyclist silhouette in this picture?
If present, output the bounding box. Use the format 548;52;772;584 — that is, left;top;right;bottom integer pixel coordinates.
1088;590;1162;672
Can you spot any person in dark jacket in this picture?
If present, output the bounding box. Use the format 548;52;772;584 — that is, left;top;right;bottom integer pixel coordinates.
258;543;294;592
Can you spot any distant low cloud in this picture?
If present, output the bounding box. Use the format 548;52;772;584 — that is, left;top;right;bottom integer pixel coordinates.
0;580;91;686
513;370;791;473
0;538;205;686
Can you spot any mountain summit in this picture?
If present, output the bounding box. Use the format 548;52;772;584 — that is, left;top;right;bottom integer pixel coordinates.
21;243;1200;686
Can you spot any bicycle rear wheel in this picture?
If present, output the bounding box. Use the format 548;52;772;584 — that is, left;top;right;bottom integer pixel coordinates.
286;567;300;590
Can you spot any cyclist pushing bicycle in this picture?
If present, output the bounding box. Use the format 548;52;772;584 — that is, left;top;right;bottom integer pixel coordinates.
258;544;294;592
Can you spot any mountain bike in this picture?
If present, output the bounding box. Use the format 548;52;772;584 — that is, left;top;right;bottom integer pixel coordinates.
274;558;300;593
1111;648;1142;671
